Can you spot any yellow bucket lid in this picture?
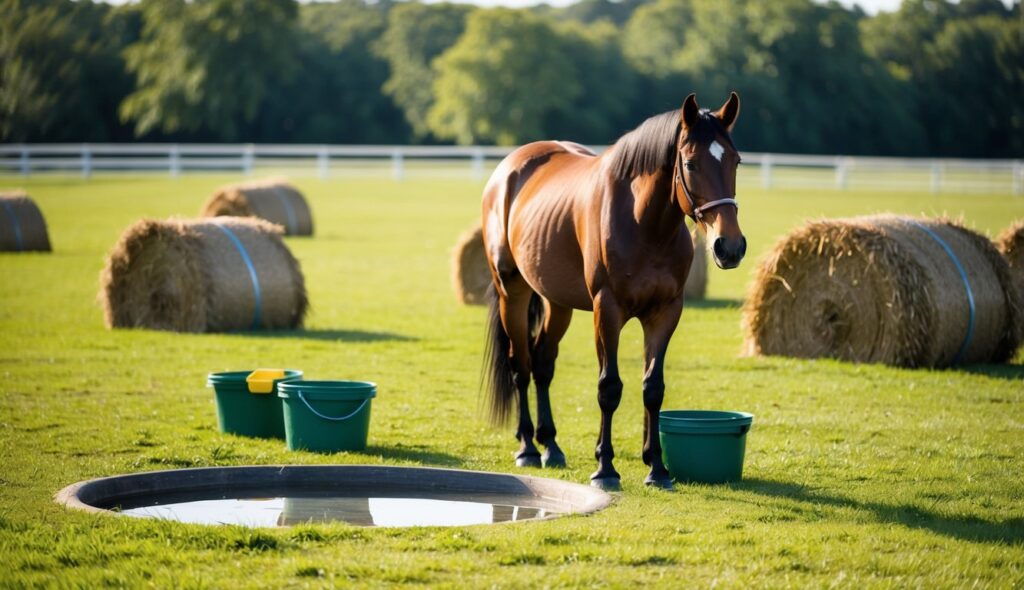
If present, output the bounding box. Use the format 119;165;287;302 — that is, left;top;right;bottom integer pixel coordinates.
246;369;286;394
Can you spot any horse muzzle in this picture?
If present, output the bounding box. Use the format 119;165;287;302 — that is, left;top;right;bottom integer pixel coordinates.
712;235;746;269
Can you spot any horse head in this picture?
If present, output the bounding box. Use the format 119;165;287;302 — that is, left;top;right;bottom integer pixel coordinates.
674;92;746;270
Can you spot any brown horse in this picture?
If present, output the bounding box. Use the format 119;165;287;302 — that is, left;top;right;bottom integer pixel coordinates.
481;93;746;490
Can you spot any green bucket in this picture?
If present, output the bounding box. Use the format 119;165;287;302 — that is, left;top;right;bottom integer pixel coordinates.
207;370;303;439
659;410;754;484
277;381;376;453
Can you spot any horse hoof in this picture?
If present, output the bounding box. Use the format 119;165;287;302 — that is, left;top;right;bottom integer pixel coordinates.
644;475;674;490
590;477;621;492
542;449;566;469
515;453;542;468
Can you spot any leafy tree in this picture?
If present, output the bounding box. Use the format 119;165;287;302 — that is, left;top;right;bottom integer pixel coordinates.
920;15;1023;156
1;0;74;141
428;9;581;145
546;20;638;144
863;0;1021;157
741;0;924;154
557;0;651;27
861;0;958;84
860;0;1010;88
254;0;408;143
120;0;298;141
1;0;1020;156
69;2;142;141
953;0;1011;19
623;0;925;155
622;0;692;77
377;2;474;140
0;0;138;141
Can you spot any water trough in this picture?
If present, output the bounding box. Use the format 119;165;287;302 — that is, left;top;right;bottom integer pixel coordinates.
55;465;612;528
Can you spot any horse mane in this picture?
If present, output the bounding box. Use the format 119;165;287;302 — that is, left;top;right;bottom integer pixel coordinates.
608;108;729;181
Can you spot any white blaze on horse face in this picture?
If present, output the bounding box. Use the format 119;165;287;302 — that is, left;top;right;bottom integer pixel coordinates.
709;140;725;163
704;224;720;251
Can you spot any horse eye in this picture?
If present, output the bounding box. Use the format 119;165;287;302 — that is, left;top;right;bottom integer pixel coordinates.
684;160;697;171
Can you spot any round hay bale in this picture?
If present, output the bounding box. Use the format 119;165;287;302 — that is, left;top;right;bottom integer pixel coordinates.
684;228;707;300
100;217;307;332
996;219;1024;300
742;215;1022;367
201;177;313;236
451;224;492;305
0;191;51;252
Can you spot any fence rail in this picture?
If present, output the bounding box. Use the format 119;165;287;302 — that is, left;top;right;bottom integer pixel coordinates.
1;143;1021;194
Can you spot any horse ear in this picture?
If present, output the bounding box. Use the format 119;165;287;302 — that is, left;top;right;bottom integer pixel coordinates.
716;92;740;132
680;93;699;131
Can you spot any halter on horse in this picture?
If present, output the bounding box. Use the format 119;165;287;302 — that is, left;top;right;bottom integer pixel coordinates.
481;93;745;490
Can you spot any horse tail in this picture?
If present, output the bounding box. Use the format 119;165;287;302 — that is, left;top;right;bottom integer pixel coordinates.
482;286;546;426
482;284;515;425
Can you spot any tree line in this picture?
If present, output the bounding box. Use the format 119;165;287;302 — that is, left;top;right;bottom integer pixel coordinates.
1;0;1021;157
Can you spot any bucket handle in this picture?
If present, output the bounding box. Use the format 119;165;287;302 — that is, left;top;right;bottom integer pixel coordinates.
297;391;369;422
735;424;750;437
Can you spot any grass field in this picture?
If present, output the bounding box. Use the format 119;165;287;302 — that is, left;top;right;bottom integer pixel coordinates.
1;174;1022;588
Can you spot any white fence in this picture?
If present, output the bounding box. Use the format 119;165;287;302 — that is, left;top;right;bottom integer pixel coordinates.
1;143;1021;194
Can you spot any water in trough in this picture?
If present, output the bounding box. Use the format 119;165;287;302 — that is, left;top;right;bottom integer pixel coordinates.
117;489;558;527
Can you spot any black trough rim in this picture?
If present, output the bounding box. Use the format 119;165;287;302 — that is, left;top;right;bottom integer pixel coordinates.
54;465;613;525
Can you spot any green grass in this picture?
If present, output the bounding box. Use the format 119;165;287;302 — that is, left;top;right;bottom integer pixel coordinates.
1;174;1022;588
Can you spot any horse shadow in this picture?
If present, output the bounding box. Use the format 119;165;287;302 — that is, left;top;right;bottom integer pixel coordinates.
685;297;743;310
731;478;1024;545
363;444;464;467
955;363;1024;382
242;329;417;343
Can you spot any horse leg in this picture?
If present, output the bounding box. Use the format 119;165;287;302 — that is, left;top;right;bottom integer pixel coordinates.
532;300;572;468
499;275;541;468
639;301;682;489
591;290;624;490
